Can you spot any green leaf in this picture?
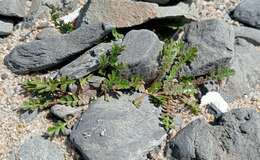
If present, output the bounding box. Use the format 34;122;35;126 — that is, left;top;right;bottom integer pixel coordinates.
148;82;162;94
208;67;235;81
47;121;67;136
58;94;79;107
161;114;173;131
112;28;124;40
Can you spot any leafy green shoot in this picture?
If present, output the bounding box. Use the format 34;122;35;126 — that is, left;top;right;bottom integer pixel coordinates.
161;114;173;131
50;7;74;33
47;121;67;137
208;67;235;81
112;28;124;40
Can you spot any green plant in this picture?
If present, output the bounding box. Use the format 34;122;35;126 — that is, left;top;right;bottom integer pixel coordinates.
50;7;74;34
208;67;235;81
98;44;125;76
22;76;82;111
47;121;67;136
112;28;124;40
161;114;173;131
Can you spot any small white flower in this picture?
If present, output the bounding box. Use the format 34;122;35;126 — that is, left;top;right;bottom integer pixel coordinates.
60;8;81;24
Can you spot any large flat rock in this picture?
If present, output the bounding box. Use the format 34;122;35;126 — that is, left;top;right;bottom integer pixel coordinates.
70;93;166;160
76;0;197;28
4;23;111;74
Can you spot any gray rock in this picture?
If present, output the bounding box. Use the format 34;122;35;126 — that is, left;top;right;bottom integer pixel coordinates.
0;19;13;36
232;0;260;29
36;27;61;40
20;110;39;123
50;104;82;120
76;0;197;28
200;80;219;95
0;0;26;17
88;76;105;88
17;136;64;160
118;29;163;83
70;93;166;160
167;108;260;160
4;23;111;74
220;38;260;101
136;0;170;5
30;0;80;19
59;42;114;79
181;19;234;77
234;26;260;46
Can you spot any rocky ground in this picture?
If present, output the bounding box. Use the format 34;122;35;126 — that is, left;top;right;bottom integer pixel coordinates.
0;0;260;160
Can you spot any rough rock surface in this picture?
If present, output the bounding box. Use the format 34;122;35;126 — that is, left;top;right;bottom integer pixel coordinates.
220;38;260;101
4;23;111;74
76;0;197;28
30;0;80;19
17;136;64;160
232;0;260;29
59;42;114;79
234;26;260;46
181;19;234;77
0;19;13;36
167;108;260;160
0;0;26;18
50;104;82;120
36;27;61;40
118;29;163;83
70;93;166;160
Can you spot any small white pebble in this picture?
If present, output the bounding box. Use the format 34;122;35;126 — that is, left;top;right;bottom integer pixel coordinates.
200;92;229;113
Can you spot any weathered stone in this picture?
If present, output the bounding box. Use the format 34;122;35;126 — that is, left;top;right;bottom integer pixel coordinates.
156;1;198;21
181;19;234;77
88;76;106;88
234;26;260;46
220;38;260;101
76;0;197;28
167;108;260;160
70;93;166;160
232;0;260;29
118;29;163;83
0;0;26;18
30;0;80;19
36;27;61;40
4;23;111;74
59;42;114;79
0;19;13;36
137;0;170;5
50;104;82;120
17;136;64;160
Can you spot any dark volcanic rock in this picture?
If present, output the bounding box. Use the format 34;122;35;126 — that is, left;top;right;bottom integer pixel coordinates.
4;23;111;74
232;0;260;29
167;108;260;160
118;29;163;83
70;93;166;160
181;19;234;77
